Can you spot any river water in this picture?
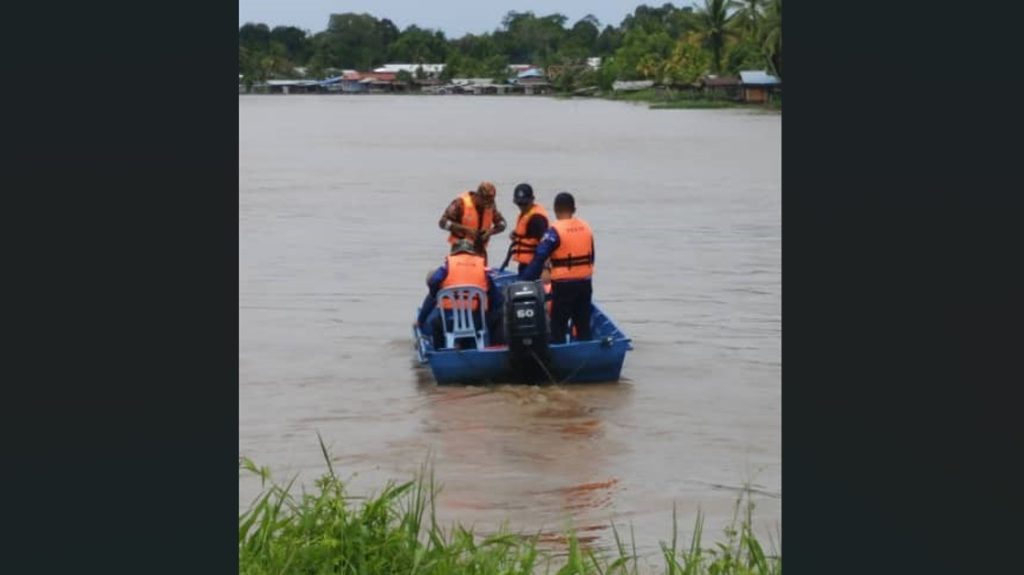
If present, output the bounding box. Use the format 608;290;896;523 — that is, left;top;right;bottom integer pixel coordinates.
239;95;780;558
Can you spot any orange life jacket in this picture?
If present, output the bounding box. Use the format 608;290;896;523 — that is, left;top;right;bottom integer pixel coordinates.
549;217;594;281
448;192;494;247
440;253;488;310
512;203;549;264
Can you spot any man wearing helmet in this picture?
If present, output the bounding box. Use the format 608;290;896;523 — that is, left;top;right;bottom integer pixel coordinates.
438;181;507;262
507;183;550;274
416;239;504;349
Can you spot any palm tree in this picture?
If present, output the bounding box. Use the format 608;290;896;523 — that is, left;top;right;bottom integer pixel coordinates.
636;53;662;81
761;0;782;77
696;0;739;74
734;0;765;37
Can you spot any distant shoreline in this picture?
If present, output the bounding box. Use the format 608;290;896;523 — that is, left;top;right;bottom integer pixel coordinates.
238;89;781;112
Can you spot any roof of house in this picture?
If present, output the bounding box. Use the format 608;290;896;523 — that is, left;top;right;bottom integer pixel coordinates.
341;71;397;82
264;80;319;87
451;78;496;86
703;75;740;86
739;70;781;85
612;80;655;91
374;63;446;74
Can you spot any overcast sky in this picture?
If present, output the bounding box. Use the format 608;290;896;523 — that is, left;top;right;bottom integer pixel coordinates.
239;1;697;37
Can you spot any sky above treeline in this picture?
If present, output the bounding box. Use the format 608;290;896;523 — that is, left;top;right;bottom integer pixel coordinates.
238;1;697;38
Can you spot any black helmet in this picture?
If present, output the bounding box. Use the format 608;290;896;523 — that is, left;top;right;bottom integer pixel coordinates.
451;239;475;254
553;191;575;212
513;183;534;206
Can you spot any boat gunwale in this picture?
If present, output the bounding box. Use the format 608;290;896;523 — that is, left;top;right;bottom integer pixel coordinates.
413;269;632;380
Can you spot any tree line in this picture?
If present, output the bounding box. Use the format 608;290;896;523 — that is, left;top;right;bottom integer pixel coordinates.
239;1;781;91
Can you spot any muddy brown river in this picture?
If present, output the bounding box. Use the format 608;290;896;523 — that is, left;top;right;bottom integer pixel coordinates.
239;95;780;557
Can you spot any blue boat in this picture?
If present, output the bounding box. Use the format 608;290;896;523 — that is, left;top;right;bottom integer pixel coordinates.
413;269;632;385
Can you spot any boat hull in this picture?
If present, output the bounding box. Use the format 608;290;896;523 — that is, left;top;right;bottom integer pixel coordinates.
413;270;632;384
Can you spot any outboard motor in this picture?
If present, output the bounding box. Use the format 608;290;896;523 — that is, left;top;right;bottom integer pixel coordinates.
502;280;550;382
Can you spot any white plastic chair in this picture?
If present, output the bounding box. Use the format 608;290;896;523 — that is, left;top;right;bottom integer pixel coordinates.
436;285;488;349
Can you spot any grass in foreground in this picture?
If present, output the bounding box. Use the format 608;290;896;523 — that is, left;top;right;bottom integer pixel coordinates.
239;437;781;574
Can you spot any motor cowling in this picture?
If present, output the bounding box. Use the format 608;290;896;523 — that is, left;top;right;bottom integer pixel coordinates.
502;280;550;380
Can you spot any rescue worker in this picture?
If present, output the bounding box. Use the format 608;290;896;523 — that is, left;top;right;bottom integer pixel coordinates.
417;239;504;349
519;192;594;343
438;181;507;262
508;183;549;274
